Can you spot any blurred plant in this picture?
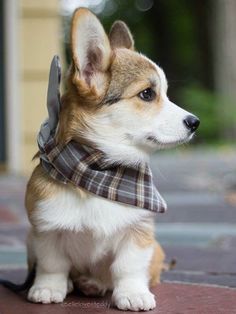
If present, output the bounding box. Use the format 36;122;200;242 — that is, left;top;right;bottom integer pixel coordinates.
178;85;236;143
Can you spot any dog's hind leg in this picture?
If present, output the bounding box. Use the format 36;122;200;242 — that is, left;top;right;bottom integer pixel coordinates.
149;240;165;286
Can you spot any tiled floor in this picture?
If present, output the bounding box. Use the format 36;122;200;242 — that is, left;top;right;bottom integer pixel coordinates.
152;148;236;288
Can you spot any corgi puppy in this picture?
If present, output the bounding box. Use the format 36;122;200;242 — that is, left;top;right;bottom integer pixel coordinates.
25;8;199;311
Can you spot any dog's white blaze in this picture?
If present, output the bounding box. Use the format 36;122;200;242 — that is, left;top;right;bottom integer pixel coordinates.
152;98;192;146
151;66;192;147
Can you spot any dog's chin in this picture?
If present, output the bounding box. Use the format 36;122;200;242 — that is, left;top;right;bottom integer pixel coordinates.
145;133;194;150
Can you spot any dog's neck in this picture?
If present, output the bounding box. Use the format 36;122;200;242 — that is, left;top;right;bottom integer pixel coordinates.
84;132;151;167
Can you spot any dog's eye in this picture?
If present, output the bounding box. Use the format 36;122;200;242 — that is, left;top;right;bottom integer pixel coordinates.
138;88;156;102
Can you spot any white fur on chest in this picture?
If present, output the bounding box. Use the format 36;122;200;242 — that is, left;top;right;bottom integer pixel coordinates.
34;186;153;236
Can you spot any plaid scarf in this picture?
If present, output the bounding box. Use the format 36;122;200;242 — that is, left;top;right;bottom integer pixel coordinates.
38;56;167;213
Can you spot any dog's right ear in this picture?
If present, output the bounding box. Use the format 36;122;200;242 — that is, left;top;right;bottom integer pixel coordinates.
71;8;111;88
109;21;134;50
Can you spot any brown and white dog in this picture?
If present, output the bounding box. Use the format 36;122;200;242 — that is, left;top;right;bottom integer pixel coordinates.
25;8;199;311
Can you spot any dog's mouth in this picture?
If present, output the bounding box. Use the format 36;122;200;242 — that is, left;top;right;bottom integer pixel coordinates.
146;133;194;148
126;131;194;150
146;135;159;143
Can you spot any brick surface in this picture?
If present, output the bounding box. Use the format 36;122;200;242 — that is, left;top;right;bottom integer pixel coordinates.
0;281;236;314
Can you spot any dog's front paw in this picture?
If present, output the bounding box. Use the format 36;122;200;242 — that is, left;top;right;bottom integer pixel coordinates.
28;286;66;304
112;290;156;311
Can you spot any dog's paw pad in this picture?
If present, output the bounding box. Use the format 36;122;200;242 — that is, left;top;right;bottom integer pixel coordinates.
76;275;106;296
28;286;65;304
113;291;156;311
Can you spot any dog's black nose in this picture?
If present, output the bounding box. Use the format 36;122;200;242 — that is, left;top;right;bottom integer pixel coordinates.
183;115;200;132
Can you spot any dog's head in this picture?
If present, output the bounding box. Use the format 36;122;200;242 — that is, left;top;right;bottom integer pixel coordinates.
58;8;200;165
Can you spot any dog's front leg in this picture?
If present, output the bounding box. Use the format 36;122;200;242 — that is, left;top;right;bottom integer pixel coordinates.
111;234;156;311
28;231;71;304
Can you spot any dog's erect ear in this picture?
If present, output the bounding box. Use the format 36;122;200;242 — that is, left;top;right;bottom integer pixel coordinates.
109;21;134;50
71;8;111;86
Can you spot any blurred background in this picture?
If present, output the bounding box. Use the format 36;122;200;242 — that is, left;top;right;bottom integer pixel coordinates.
0;0;236;288
0;0;236;173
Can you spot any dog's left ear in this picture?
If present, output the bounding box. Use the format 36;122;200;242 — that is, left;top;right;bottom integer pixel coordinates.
109;21;134;50
71;8;111;88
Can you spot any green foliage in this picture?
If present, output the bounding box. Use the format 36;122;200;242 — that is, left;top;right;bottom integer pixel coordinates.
178;86;221;142
178;85;236;143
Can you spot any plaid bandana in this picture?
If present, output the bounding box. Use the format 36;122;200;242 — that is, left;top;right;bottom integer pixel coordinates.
37;56;167;213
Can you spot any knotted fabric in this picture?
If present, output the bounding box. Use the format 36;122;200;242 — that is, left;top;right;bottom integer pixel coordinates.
37;56;167;213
